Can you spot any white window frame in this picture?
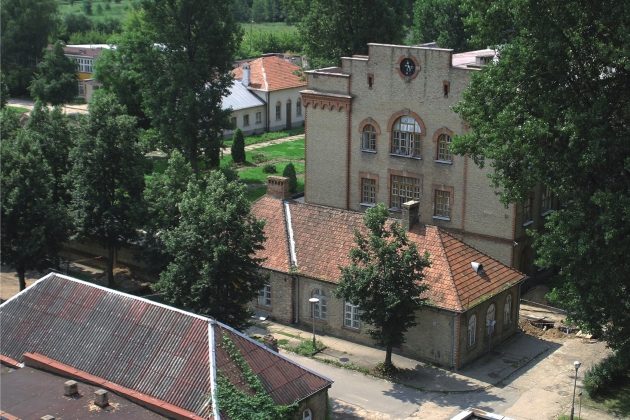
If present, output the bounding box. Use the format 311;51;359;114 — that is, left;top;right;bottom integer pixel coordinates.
541;186;553;215
434;189;451;219
523;193;534;225
258;284;271;307
468;314;477;347
390;175;421;210
302;408;312;420
504;294;512;325
391;116;421;158
275;102;282;120
312;289;327;319
344;302;361;329
361;124;377;152
361;178;376;205
296;99;302;116
255;111;262;124
243;114;250;127
436;133;452;162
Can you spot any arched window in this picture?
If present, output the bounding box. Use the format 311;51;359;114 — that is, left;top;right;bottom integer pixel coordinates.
302;408;312;420
504;295;512;325
486;303;496;336
275;101;282;120
391;116;421;157
436;133;452;162
296;99;302;116
361;124;377;152
311;289;327;319
468;315;476;347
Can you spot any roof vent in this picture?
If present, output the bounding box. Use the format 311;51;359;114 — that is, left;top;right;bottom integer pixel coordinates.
94;389;109;408
242;63;250;87
41;416;56;420
64;380;78;397
471;261;484;275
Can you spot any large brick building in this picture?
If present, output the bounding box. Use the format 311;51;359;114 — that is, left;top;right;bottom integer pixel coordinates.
250;179;525;369
301;43;552;273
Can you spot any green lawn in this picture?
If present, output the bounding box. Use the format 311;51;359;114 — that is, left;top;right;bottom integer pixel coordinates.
5;106;29;115
245;22;298;35
223;127;304;147
581;381;630;419
58;0;135;22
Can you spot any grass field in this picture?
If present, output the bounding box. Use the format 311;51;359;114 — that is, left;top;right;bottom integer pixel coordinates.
223;127;304;147
58;0;135;22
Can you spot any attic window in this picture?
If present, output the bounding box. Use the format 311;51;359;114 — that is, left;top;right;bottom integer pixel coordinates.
443;81;450;98
368;74;374;89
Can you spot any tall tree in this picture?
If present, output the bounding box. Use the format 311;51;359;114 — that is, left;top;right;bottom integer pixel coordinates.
0;0;58;95
154;171;266;330
299;0;406;68
413;0;470;52
30;42;79;106
335;204;430;371
26;102;76;205
231;128;246;164
69;92;145;287
139;0;241;171
453;0;630;358
1;131;66;290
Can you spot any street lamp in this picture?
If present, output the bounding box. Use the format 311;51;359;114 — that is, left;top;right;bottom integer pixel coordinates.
570;360;581;420
308;297;320;348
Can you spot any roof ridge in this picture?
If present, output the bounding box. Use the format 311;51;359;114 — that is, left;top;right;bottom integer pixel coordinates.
435;229;464;311
283;200;298;268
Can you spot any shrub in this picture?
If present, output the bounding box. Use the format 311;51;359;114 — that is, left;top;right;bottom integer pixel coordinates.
584;353;629;397
231;128;245;163
262;164;277;174
282;162;297;193
251;153;267;164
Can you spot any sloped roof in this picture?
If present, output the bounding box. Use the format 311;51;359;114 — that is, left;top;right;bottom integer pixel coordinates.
223;80;266;111
233;56;306;91
63;44;111;58
251;196;525;312
0;273;332;418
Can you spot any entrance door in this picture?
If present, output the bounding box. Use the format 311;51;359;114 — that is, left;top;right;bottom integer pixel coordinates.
285;100;292;129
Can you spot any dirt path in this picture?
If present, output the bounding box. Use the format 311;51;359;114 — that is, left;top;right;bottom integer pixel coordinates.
7;98;89;115
222;134;304;155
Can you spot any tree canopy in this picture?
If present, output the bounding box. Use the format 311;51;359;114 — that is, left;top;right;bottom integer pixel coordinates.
30;42;79;106
154;171;266;330
452;0;630;357
413;0;470;52
1;130;66;290
69;92;145;287
298;0;407;68
335;204;430;370
0;0;58;95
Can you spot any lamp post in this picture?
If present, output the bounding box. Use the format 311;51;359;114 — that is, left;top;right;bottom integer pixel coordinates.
308;297;320;348
570;360;581;420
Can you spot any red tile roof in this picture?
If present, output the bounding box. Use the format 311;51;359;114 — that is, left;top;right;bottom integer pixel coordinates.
252;196;525;312
0;273;332;418
233;56;306;91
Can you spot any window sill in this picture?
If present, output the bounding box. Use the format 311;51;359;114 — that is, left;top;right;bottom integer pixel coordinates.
540;210;554;217
390;153;422;160
388;207;402;213
361;149;377;154
342;324;361;332
434;159;453;165
432;216;451;221
360;202;376;208
522;220;534;227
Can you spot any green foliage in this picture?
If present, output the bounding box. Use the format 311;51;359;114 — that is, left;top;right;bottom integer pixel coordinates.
452;0;630;356
27;102;76;206
0;108;23;140
142;150;193;275
69;92;145;287
335;203;430;368
0;74;8;108
283;339;325;356
0;0;58;95
298;0;406;68
1;130;67;290
584;353;630;398
238;28;301;59
252;153;268;164
154;171;266;329
127;0;242;171
262;163;277;173
83;0;93;15
461;0;520;48
60;13;93;41
231;128;246;163
29;42;79;105
216;334;296;419
68;29;113;44
282;162;297;193
413;0;470;51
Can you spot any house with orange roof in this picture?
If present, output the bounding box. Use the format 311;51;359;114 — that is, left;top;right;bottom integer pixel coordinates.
250;177;526;369
230;54;306;135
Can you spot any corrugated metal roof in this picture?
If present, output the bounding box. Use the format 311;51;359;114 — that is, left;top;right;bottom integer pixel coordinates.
223;81;266;111
0;273;332;418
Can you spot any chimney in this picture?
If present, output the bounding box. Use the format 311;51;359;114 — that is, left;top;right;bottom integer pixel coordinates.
64;380;78;397
401;200;420;231
242;63;250;87
94;389;109;408
267;176;290;200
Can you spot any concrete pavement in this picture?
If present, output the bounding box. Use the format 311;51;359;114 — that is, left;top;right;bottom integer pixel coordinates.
7;98;89;115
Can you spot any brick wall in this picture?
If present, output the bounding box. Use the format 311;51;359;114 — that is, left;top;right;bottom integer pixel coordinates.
293;389;329;420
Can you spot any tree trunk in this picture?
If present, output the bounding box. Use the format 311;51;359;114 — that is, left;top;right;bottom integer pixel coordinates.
107;245;115;288
17;265;26;291
385;345;393;369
